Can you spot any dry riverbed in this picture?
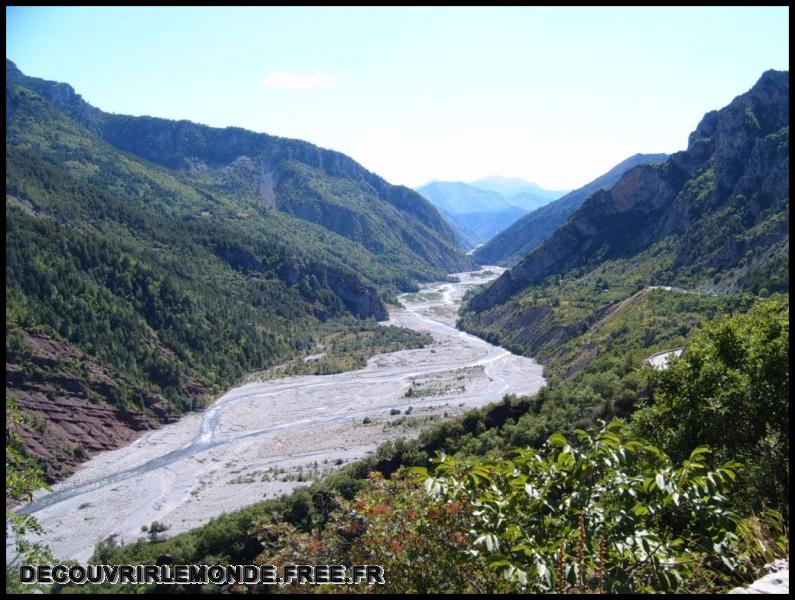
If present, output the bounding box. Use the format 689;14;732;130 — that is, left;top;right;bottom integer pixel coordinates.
14;267;545;563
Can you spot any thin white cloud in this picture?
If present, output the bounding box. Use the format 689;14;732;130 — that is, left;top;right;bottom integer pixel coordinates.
262;71;341;90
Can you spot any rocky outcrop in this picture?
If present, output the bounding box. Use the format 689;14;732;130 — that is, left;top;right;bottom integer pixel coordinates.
469;160;683;312
6;332;183;483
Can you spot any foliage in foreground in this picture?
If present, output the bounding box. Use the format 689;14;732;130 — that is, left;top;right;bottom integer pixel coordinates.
245;425;785;594
415;424;746;593
631;299;789;514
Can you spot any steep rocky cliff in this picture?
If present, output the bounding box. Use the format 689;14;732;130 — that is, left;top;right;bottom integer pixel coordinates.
468;70;789;313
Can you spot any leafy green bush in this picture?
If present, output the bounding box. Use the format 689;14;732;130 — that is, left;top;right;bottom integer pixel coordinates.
240;425;783;594
632;299;789;513
413;424;750;593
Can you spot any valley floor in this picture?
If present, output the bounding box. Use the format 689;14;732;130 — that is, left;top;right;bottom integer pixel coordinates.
11;268;545;564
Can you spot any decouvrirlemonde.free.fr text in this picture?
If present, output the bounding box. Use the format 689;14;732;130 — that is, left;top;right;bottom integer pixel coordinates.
21;564;385;585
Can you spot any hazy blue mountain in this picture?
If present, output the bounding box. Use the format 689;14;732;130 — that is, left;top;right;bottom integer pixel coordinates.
505;190;564;213
416;181;534;249
415;181;514;215
416;178;569;250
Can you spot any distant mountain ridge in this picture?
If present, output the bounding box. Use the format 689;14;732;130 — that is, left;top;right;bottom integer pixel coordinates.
473;153;669;266
416;181;513;215
415;177;567;250
443;206;529;250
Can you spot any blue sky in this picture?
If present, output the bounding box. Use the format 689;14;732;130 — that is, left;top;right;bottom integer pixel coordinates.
6;6;789;189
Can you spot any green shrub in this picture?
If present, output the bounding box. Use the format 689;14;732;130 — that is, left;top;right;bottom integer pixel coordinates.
414;424;748;593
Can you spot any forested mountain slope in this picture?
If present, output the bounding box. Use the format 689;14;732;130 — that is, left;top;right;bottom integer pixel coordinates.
5;60;469;481
6;60;472;279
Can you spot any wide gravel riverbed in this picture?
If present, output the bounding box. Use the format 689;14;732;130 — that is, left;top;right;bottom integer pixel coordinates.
13;267;545;563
